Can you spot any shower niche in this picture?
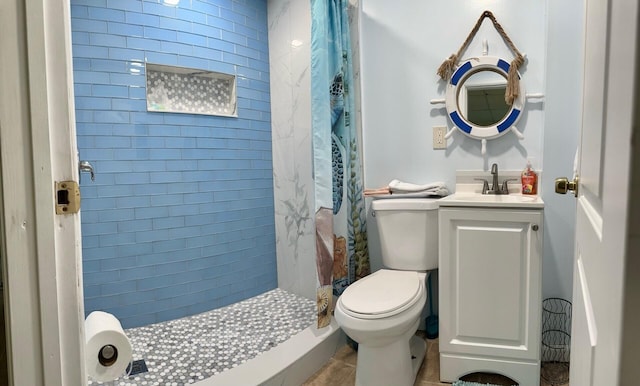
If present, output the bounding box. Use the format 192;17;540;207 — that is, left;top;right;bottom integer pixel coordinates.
145;63;237;117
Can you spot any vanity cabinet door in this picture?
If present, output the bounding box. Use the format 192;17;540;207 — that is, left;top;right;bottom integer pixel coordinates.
439;207;543;361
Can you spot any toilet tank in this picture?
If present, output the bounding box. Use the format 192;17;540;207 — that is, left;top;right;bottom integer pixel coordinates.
371;198;439;271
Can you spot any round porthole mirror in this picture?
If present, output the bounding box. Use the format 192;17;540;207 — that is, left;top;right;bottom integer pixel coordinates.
444;56;525;140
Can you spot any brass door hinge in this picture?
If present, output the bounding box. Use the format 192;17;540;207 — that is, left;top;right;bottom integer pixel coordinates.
55;181;80;214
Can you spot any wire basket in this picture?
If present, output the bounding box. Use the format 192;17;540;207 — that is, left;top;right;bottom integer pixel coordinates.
541;298;571;385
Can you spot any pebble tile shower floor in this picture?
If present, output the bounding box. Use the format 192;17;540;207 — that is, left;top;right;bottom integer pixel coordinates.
88;288;315;385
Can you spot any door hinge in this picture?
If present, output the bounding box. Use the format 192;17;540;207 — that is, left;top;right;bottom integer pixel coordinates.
55;181;80;214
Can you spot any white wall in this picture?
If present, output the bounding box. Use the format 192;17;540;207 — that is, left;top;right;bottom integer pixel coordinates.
360;0;582;302
540;0;583;300
360;0;546;191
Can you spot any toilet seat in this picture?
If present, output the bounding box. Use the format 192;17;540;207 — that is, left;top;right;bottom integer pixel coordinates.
339;269;423;320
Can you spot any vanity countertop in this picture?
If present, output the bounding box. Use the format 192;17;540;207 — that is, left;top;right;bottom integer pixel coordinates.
438;192;544;209
440;169;545;209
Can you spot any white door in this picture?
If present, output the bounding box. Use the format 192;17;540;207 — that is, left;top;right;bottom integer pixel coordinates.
562;0;638;384
0;0;85;385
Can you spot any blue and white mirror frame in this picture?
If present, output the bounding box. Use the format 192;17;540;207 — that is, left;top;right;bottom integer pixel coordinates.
431;55;543;154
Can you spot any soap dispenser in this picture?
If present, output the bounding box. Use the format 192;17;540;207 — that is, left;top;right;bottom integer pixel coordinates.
521;160;538;195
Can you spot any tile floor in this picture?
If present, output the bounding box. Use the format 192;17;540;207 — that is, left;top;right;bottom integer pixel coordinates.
303;333;570;386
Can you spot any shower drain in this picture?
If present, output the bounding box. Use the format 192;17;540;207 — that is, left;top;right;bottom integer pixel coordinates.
126;359;148;376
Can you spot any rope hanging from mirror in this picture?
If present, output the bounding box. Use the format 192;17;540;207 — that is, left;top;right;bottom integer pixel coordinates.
437;10;525;105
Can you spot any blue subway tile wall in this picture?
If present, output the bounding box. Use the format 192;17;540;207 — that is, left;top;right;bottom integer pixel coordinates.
71;0;275;329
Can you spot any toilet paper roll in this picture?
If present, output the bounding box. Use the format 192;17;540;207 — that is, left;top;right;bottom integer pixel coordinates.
85;311;132;382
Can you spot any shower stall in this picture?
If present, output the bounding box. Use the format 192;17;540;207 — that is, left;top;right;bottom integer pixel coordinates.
72;0;344;384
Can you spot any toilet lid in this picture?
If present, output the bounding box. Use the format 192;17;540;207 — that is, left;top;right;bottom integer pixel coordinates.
340;270;422;317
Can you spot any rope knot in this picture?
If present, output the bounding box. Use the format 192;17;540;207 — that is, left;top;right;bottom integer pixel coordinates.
437;54;459;82
505;54;525;105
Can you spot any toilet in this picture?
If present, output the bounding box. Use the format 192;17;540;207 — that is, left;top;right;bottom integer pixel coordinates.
334;198;439;386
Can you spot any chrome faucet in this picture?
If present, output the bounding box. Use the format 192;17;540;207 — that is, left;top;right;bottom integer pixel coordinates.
475;163;517;195
491;163;499;193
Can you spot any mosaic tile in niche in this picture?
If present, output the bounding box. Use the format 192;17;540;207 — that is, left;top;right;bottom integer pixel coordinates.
146;64;237;117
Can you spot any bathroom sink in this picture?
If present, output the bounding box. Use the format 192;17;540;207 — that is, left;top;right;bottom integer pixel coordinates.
438;193;544;208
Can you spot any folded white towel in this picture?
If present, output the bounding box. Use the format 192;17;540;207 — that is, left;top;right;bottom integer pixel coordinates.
378;190;448;199
388;179;447;193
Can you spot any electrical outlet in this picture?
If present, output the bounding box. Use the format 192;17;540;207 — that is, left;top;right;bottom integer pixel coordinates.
433;126;447;149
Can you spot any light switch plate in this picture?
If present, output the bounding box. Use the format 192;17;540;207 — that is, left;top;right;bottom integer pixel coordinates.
433;126;447;149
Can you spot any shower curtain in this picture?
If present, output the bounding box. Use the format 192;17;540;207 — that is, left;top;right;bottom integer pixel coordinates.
311;0;370;328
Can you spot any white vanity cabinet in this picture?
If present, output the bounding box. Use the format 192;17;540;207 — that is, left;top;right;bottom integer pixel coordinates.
438;206;543;385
